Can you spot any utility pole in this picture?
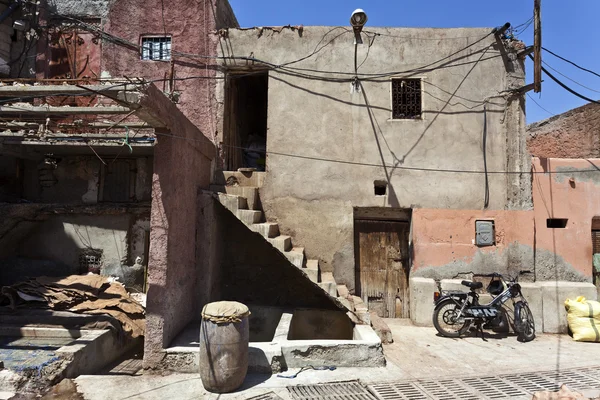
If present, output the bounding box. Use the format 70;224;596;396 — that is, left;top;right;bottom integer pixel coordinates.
533;0;542;92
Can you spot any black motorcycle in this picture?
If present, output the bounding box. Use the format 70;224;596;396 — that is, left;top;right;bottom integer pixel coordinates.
432;271;535;342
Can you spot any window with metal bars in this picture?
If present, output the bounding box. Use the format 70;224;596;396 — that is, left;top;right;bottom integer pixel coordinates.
391;78;422;119
141;36;171;61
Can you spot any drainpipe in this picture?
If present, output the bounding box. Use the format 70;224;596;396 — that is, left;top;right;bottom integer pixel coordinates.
0;1;21;25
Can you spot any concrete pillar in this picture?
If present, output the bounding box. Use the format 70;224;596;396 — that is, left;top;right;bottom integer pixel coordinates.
410;277;437;326
540;281;597;333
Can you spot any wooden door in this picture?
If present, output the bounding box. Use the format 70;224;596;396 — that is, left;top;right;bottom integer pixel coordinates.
355;220;410;318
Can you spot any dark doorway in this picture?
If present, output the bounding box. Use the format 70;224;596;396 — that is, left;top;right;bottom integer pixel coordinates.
224;71;269;171
354;219;410;318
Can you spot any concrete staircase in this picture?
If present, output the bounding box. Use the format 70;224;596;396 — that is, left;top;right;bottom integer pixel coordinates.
211;170;393;343
211;170;339;296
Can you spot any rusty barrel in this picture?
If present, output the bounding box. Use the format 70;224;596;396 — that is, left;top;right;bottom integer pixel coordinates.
199;301;250;393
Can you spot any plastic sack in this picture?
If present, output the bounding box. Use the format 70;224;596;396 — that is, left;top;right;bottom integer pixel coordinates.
564;296;600;342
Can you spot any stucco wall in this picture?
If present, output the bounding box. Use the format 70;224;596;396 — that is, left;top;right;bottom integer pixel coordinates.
532;157;600;281
139;84;218;368
216;27;530;289
412;208;535;280
101;0;236;134
0;206;150;285
528;103;600;159
43;0;237;135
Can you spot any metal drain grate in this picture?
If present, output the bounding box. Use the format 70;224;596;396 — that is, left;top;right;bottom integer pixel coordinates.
418;379;480;400
288;381;377;400
368;382;428;400
369;366;600;400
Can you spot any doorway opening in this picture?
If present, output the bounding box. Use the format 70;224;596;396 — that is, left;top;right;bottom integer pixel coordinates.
354;207;412;318
223;70;269;171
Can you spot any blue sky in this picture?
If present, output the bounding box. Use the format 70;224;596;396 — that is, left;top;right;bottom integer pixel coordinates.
228;0;600;124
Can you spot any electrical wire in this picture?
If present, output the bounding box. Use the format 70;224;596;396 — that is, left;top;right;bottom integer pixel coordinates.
543;47;600;79
46;12;498;83
528;54;600;105
527;93;555;117
147;131;600;176
541;61;600;94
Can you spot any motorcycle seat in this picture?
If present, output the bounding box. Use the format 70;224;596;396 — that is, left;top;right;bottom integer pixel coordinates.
461;280;483;290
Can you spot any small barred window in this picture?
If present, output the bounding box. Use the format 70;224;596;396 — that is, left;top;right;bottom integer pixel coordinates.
141;36;171;61
391;79;422;119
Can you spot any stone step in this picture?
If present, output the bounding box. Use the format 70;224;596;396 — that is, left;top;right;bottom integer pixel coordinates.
211;185;260;211
321;271;335;284
305;259;320;283
250;222;279;238
214;170;266;188
337;284;349;298
267;235;292;252
217;193;248;213
318;282;337;297
284;247;305;268
236;209;262;225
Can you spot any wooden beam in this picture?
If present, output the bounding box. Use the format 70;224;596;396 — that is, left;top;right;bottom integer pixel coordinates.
517;46;534;58
0;84;141;97
0;132;155;139
1;139;154;147
534;0;542;93
516;83;536;94
0;105;133;115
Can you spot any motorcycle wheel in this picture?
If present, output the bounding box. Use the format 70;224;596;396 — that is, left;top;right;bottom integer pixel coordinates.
433;299;470;338
515;301;536;342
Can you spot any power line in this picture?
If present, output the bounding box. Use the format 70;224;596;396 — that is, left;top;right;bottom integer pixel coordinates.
543;47;600;79
149;131;600;176
527;93;555;117
48;12;499;83
528;54;600;105
541;61;600;94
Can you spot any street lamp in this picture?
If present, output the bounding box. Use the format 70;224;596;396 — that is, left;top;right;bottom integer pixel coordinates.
350;9;368;44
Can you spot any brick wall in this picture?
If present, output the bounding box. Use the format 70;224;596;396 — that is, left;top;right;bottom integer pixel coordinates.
527;103;600;158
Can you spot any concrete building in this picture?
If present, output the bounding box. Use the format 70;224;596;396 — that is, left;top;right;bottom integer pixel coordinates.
211;24;599;330
0;0;346;375
214;25;532;317
0;0;242;370
527;103;600;287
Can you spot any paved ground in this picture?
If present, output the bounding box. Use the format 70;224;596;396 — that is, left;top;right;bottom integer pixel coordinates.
70;321;600;399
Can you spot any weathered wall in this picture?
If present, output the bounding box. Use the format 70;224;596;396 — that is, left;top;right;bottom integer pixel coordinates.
531;157;600;281
101;0;236;133
528;103;600;159
17;156;153;204
410;156;600;283
411;209;535;280
0;204;150;285
215;199;342;310
216;27;530;289
140;84;219;368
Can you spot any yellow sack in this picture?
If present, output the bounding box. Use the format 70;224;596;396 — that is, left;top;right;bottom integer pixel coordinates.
565;297;600;342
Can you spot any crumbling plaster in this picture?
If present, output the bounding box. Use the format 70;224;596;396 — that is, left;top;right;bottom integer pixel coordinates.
410;208;588;282
532;157;600;279
215;27;531;290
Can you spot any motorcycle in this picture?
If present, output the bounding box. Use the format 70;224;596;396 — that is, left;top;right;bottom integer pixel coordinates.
432;271;535;342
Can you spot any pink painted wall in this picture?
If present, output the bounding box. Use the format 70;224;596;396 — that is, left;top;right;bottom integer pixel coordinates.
412;208;534;274
103;0;234;134
532;157;600;278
